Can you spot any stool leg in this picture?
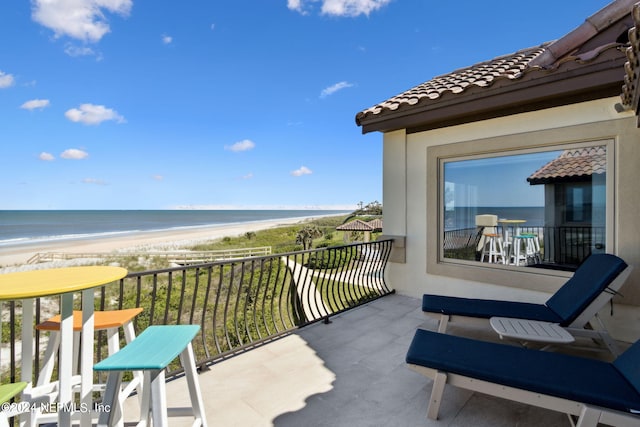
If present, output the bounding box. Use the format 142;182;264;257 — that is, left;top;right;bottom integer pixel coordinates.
138;372;153;427
533;236;541;263
106;327;120;355
72;330;82;375
526;238;536;264
180;343;207;427
37;331;60;386
481;236;495;263
150;370;168;427
490;237;503;264
122;321;136;343
493;237;503;264
512;240;520;265
121;321;144;406
98;372;123;427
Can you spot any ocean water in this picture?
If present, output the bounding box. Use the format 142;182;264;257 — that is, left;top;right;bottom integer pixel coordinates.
0;210;349;248
445;206;544;231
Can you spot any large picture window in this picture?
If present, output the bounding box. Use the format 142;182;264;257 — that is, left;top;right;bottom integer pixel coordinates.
441;144;609;270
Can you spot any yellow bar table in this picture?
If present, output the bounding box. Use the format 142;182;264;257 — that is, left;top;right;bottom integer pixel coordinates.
0;266;127;427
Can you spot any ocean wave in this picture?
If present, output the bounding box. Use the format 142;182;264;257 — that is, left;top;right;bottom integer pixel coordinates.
0;230;137;247
0;212;348;249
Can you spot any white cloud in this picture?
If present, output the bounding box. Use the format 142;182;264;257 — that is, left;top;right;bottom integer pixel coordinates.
287;0;307;14
60;149;89;160
65;103;125;125
225;139;256;152
291;166;313;176
322;0;391;16
31;0;132;42
39;152;55;161
21;99;50;110
82;177;107;185
162;35;173;44
288;0;391;17
64;44;98;58
0;71;15;88
320;81;353;98
241;173;254;180
152;175;164;181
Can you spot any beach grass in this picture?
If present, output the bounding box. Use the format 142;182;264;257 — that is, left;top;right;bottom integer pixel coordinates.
189;215;354;254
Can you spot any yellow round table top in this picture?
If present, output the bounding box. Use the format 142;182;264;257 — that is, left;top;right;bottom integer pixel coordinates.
0;266;127;300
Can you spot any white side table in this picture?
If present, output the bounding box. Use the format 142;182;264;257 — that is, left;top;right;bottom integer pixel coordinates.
490;317;575;344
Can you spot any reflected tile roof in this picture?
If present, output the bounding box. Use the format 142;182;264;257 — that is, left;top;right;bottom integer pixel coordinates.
527;146;607;185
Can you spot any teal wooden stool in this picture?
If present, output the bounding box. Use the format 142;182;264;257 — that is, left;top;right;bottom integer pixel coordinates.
94;325;207;427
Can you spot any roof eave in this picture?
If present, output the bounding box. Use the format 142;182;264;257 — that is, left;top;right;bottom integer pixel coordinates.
359;54;628;135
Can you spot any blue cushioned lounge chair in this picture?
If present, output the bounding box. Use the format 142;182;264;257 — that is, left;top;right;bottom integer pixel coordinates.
406;329;640;426
423;254;631;353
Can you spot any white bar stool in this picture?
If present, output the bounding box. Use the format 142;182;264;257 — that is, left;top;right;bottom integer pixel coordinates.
512;234;540;266
480;233;505;264
27;308;144;426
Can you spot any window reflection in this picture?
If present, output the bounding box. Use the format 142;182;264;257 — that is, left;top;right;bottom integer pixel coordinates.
442;146;607;269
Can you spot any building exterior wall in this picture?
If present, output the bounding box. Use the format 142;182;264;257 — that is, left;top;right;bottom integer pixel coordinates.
381;97;640;342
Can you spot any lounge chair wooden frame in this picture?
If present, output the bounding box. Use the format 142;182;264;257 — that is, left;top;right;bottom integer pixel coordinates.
408;363;640;426
406;329;640;427
429;254;632;354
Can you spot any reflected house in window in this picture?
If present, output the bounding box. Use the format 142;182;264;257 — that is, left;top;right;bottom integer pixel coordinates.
527;146;607;266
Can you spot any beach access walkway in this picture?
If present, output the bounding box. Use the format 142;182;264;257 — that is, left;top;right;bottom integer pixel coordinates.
26;247;272;265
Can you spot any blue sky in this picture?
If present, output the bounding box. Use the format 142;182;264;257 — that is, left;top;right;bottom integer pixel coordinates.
0;0;613;210
445;151;562;208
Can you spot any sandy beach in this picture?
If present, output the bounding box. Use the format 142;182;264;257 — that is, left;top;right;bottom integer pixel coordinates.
0;216;321;270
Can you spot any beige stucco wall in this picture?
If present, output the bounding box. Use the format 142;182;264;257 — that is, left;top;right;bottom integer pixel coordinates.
381;96;640;342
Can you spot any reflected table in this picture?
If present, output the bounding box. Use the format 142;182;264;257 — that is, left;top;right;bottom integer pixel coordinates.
0;266;127;426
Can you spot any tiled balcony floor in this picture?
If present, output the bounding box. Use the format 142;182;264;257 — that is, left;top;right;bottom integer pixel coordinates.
124;294;573;426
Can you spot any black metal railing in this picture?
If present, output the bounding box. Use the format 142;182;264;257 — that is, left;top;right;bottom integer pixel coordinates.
542;225;606;266
1;239;393;385
444;226;606;268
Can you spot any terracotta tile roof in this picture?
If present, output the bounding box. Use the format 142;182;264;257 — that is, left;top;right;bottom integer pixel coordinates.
356;40;626;126
527;146;607;185
356;1;635;133
621;2;640;119
367;218;383;231
336;219;374;231
356;45;548;119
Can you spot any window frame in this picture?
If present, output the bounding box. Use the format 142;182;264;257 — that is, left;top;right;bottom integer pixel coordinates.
426;124;616;293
